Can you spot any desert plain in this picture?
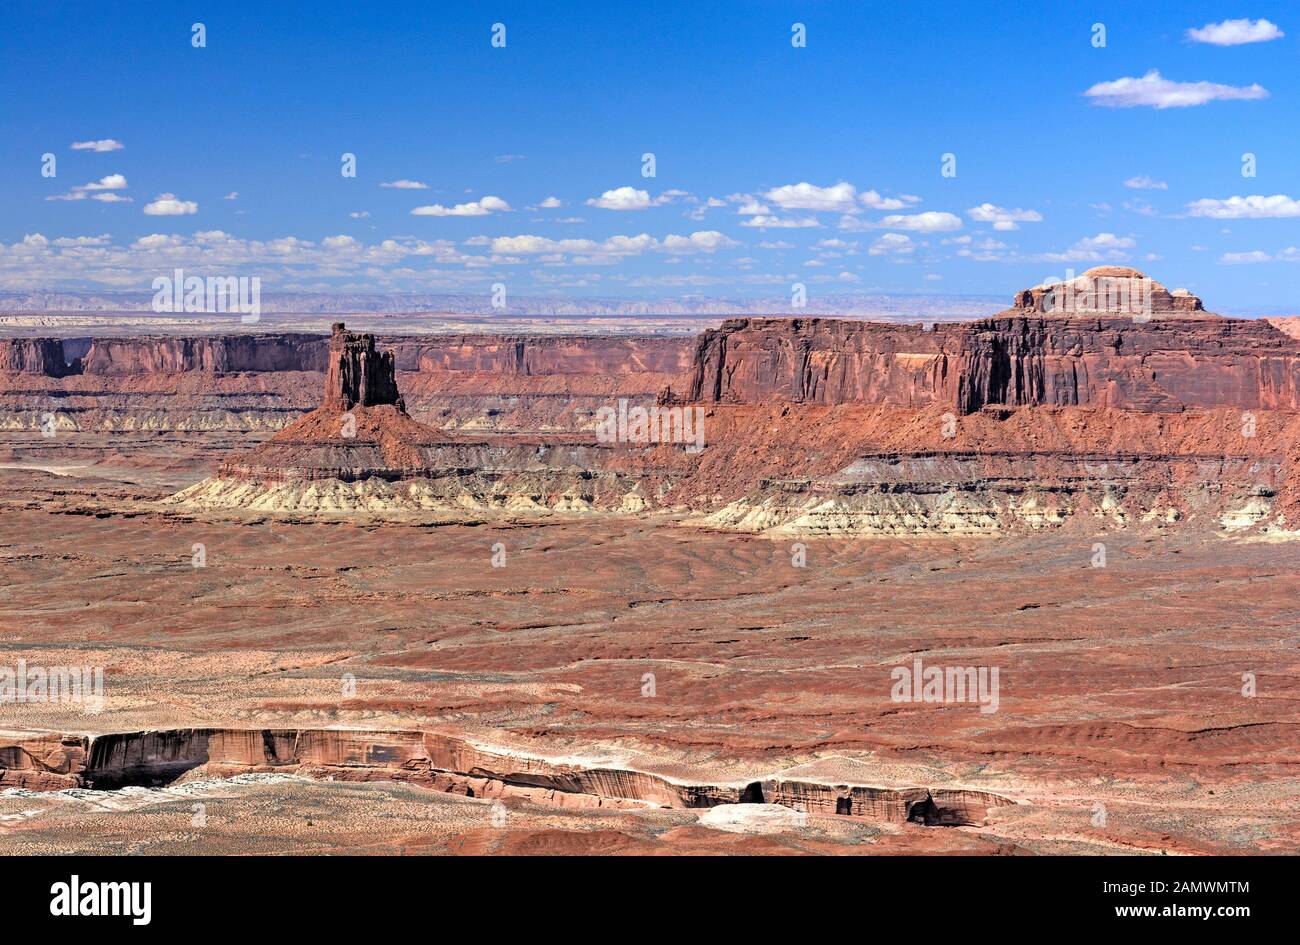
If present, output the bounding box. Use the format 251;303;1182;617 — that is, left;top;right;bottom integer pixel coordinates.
2;271;1299;855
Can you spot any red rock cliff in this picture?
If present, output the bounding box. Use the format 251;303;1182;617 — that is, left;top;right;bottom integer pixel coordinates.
78;333;327;375
0;337;76;376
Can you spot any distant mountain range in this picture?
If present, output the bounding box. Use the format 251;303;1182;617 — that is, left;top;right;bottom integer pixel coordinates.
0;290;1006;321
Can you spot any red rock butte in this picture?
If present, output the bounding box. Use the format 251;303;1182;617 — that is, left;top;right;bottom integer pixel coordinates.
323;322;404;411
218;323;441;483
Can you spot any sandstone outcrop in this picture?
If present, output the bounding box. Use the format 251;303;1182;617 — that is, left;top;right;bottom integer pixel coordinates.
1010;266;1209;316
0;726;1013;826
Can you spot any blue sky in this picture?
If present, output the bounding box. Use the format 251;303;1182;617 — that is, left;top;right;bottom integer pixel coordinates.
2;1;1299;310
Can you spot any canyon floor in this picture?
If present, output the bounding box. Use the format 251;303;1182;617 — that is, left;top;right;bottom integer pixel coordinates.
1;428;1297;855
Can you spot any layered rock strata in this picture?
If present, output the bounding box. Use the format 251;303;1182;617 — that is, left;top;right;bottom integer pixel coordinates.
0;727;1014;826
687;315;1300;413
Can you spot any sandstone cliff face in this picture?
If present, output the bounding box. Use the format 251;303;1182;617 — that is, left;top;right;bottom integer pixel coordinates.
0;338;76;376
388;334;693;377
688;315;1300;414
688;317;956;407
956;316;1300;413
78;334;327;375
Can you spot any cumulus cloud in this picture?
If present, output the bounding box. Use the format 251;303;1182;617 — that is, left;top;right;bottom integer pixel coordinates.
411;195;512;216
582;187;685;211
1124;176;1167;191
1186;194;1300;219
483;230;734;259
859;189;916;210
967;203;1043;231
586;187;653;210
661;230;738;252
46;174;130;202
1187;18;1283;46
1040;232;1136;262
537;196;562;208
763;181;859;212
1220;250;1273;264
380;179;429;189
874;211;962;232
143;193;198;216
868;233;914;256
349;211;370;218
1084;70;1267;108
740;214;821;229
70;139;124;152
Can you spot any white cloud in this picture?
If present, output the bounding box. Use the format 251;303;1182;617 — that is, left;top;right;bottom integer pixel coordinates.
143;193;198;216
1220;250;1273;264
868;233;914;256
82;174;126;191
380;179;429;189
859;189;915;210
1187;18;1284;46
875;211;962;232
51;234;110;246
967;203;1042;231
482;230;733;259
1040;232;1136;262
582;187;686;211
740;214;821;229
763;181;858;212
757;240;794;249
411;195;512;217
47;174;130;202
1124;176;1167;191
587;186;653;210
1084;70;1267;109
537;196;562;208
133;233;184;249
91;193;132;203
661;230;738;252
71;139;124;152
494;154;525;163
1186;194;1300;219
349;211;370;218
736;199;770;215
224;192;239;200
